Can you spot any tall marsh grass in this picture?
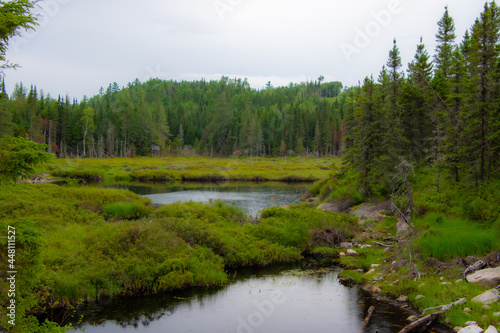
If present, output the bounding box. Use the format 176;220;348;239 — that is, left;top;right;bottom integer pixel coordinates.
412;213;499;261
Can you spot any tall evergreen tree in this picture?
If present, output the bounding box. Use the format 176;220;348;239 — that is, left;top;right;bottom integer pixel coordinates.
463;1;500;184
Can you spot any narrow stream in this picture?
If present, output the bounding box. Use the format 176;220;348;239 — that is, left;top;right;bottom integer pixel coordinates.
69;265;413;333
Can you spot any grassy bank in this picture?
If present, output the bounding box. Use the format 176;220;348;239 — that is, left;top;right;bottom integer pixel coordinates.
309;166;500;330
0;181;358;332
46;157;337;183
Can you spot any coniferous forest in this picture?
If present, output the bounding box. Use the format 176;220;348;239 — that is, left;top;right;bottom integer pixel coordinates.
1;4;499;196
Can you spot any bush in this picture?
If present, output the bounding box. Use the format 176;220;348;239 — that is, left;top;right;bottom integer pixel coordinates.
51;168;104;183
103;202;148;220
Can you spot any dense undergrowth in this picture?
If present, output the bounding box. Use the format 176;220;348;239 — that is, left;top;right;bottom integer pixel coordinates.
0;180;358;332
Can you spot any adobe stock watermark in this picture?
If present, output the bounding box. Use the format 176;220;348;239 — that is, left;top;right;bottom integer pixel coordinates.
232;289;287;333
339;0;403;63
10;0;74;53
213;0;244;21
142;65;169;82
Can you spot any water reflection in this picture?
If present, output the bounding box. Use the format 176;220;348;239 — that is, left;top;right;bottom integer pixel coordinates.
70;266;413;333
105;181;309;218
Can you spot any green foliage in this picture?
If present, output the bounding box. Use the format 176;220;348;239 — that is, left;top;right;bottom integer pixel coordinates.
0;0;37;67
130;169;179;182
256;206;360;249
51;168;104;183
0;136;54;183
103;202;149;220
411;213;499;260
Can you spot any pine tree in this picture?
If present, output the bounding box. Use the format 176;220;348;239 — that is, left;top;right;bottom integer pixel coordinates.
435;6;457;81
463;1;500;183
404;37;434;160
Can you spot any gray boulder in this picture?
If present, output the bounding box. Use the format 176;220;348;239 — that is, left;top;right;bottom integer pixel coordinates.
471;289;500;305
466;266;500;287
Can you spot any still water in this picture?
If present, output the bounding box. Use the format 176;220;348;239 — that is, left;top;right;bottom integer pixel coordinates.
70;265;413;333
106;181;309;217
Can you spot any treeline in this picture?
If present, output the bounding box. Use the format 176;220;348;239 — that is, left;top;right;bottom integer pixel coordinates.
344;2;500;195
0;76;344;157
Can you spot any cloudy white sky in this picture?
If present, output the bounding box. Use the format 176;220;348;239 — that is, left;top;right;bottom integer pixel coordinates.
3;0;487;100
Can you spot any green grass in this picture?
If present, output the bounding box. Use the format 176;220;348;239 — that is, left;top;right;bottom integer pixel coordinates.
45;156;335;183
103;202;150;220
412;213;500;261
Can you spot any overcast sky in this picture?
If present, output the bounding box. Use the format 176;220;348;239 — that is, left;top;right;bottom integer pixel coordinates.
3;0;487;100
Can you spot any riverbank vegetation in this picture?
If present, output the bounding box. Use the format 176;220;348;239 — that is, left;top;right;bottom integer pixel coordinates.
0;183;360;332
46;156;336;183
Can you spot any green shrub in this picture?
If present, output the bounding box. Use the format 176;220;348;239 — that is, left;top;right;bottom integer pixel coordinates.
130;169;178;182
103;202;148;220
51;168;104;182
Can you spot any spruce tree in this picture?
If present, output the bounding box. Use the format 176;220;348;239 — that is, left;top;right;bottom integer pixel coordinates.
463;1;500;183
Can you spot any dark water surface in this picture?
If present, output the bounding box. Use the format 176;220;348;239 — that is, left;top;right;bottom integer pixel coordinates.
106;181;309;217
69;265;413;333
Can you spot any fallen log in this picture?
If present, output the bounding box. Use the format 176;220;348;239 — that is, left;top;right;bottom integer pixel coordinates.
358;305;375;333
398;298;466;333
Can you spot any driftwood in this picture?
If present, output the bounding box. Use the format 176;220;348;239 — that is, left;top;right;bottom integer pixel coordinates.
358;306;375;333
463;260;486;279
398;299;466;333
373;241;392;248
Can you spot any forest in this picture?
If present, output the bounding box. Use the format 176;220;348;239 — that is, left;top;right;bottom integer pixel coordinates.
1;3;499;196
0;76;344;158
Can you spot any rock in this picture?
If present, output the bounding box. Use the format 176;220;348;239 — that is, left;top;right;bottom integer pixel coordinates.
440;276;446;281
471;289;500;305
464;308;472;313
483;305;491;310
347;249;359;256
361;284;372;292
339;252;346;257
371;285;381;294
360;244;372;249
457;325;483;333
396;218;410;235
456;279;464;283
340;242;354;249
414;295;425;300
442;282;452;285
351;201;388;222
396;295;408;302
484;326;499;333
494;312;500;317
406;315;418;322
365;268;376;275
300;189;312;201
466;266;500;288
454;327;464;333
465;321;479;327
317;202;341;212
371;264;380;268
